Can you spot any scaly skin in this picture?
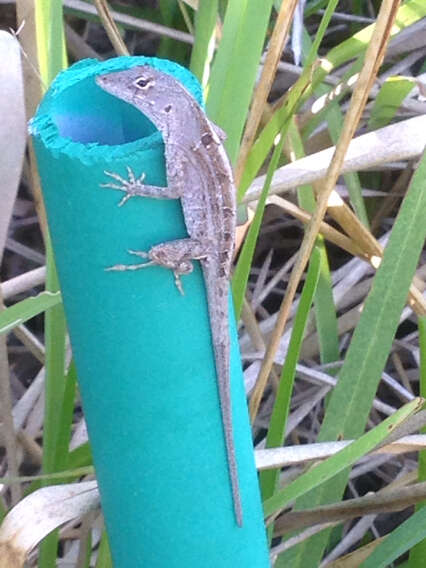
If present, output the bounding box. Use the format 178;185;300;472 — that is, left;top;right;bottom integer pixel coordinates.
96;66;241;526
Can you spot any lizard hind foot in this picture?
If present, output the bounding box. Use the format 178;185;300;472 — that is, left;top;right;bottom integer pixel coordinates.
174;272;185;295
105;250;154;272
105;260;156;272
128;250;149;259
172;259;194;295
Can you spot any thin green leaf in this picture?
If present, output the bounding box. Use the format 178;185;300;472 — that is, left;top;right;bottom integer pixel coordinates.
239;0;426;194
35;2;68;561
157;0;189;63
368;76;416;131
305;0;331;17
408;315;426;566
263;397;424;517
95;530;113;568
68;442;93;469
53;360;78;471
260;247;321;502
232;114;291;318
238;0;339;197
238;55;315;199
312;242;341;363
288;118;340;363
360;507;426;568
299;25;369;226
35;0;67;85
190;0;218;87
0;466;94;485
40;242;67;568
0;290;62;335
278;148;426;567
42;243;67;476
206;0;274;163
324;0;425;71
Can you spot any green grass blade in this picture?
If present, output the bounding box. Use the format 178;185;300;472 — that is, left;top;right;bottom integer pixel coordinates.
0;291;62;335
239;0;426;194
368;76;416;131
0;467;94;486
328;109;369;226
325;0;424;71
260;247;321;501
190;0;218;87
288;119;340;363
206;0;274;163
95;530;113;568
296;27;369;226
263;398;423;517
300;55;364;142
53;361;78;470
35;0;66;85
408;315;426;566
237;64;314;199
308;77;370;226
360;507;426;568
68;442;93;469
157;0;189;63
238;0;339;196
313;240;340;363
305;0;331;17
42;247;66;472
277;148;426;567
34;0;68;562
39;241;67;567
232;115;291;318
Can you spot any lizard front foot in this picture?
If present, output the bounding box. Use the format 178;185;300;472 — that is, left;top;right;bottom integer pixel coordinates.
101;167;146;206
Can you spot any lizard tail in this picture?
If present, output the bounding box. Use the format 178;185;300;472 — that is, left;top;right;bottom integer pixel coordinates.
215;339;243;527
203;260;243;527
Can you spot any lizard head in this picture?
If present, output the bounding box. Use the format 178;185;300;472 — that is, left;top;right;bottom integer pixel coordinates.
96;65;187;133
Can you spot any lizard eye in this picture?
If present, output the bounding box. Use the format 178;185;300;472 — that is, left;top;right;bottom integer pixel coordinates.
134;76;154;90
201;132;214;148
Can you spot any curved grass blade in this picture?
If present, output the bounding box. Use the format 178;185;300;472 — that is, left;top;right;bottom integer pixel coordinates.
190;0;218;86
287;119;340;363
277;147;426;567
239;0;426;195
260;247;321;502
408;315;426;567
263;397;424;518
0;291;62;335
232;116;290;319
360;506;426;568
368;76;415;131
206;0;274;163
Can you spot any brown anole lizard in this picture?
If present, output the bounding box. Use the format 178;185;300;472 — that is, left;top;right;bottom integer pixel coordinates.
96;65;242;526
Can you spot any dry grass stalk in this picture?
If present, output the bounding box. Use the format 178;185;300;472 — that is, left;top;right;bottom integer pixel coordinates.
270;195;365;258
274;480;426;534
249;0;402;420
93;0;129;56
244;115;426;203
272;190;426;316
235;0;300;185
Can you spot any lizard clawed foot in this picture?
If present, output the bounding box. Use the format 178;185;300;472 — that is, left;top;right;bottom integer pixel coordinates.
127;250;149;259
174;272;185;295
101;167;146;206
105;249;154;272
106;244;195;297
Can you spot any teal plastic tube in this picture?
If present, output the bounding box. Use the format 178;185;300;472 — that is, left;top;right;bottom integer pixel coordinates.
31;56;269;567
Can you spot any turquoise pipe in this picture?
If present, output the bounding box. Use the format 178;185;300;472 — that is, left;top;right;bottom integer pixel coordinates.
31;56;269;567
